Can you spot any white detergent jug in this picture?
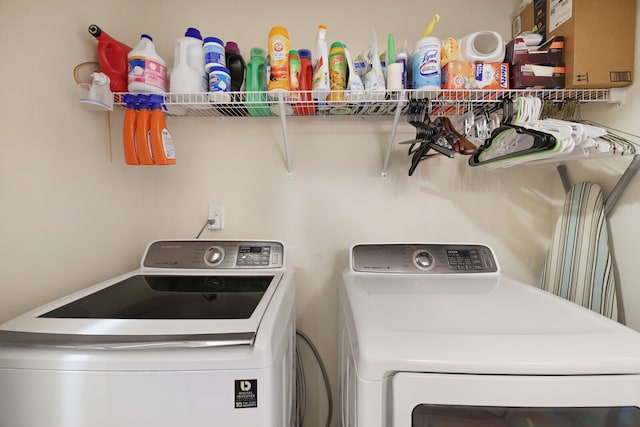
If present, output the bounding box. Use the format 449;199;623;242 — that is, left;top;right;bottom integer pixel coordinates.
170;27;207;93
456;31;505;63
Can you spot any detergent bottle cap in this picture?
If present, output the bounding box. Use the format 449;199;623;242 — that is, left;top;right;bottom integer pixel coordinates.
184;27;202;39
298;49;311;60
225;41;240;53
136;93;149;108
250;47;266;59
204;36;223;45
148;94;165;108
141;34;153;42
123;93;137;107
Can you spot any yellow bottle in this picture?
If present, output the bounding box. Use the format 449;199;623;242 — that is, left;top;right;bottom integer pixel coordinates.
267;26;290;93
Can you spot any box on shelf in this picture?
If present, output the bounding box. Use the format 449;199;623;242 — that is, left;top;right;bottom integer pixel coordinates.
442;62;510;91
505;36;564;66
511;63;565;89
512;0;547;39
545;0;635;88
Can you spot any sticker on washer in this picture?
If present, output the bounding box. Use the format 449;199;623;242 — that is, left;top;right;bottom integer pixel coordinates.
235;379;258;408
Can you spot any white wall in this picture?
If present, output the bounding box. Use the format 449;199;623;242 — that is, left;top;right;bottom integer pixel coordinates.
2;0;637;426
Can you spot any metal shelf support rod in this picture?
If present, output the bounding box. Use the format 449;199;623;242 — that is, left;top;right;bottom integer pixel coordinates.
381;99;405;179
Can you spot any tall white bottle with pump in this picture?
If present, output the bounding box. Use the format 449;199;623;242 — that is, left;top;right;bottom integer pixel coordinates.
170;27;207;93
127;34;168;94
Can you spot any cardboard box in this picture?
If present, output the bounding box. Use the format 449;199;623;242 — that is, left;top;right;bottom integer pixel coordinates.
512;0;547;38
505;36;564;66
442;62;510;90
546;0;635;88
512;63;566;89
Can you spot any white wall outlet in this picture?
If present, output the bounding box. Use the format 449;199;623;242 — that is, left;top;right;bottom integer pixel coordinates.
207;203;225;230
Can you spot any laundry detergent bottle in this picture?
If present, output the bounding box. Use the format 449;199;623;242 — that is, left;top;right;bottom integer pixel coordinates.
135;94;154;165
170;27;207;93
294;49;315;115
128;34;168;94
122;93;139;165
149;94;176;165
88;24;132;92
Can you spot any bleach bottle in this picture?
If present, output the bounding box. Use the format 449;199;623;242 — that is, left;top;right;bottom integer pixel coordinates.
170;28;207;93
412;14;441;97
128;34;167;94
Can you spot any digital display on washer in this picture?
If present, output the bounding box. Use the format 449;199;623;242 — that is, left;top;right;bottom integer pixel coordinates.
39;275;273;319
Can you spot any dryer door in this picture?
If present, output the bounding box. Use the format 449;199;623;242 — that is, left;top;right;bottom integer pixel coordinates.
392;372;640;426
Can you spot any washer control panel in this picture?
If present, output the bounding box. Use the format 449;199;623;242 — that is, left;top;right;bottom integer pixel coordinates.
143;240;284;269
351;243;497;274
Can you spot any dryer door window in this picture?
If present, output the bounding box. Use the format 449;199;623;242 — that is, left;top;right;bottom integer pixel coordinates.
412;404;640;426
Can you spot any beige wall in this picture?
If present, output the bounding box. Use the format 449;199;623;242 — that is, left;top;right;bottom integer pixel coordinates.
1;0;637;425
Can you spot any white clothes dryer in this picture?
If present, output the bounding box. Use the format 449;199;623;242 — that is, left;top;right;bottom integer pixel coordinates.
338;243;640;427
0;240;295;427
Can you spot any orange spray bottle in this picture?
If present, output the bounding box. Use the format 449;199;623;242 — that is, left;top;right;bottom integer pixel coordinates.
122;93;139;165
135;95;154;165
149;94;176;165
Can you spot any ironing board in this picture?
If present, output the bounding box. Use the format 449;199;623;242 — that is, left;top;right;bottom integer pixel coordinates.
539;181;618;320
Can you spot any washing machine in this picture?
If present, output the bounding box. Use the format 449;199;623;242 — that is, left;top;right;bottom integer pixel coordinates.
0;240;296;427
338;243;640;427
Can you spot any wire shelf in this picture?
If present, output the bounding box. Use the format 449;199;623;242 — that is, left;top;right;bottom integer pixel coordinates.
113;89;613;118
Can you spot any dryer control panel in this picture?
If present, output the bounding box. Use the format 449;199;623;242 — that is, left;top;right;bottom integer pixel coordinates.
142;240;284;269
351;243;497;274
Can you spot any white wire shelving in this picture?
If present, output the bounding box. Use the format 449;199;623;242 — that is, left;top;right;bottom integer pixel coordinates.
113;88;619;178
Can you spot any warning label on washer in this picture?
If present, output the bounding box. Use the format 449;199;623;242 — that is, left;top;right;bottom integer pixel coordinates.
234;379;258;408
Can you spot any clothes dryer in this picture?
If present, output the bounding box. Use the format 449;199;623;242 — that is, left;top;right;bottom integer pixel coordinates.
0;240;295;427
338;243;640;427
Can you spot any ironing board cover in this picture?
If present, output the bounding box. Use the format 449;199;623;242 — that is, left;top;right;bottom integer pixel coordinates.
539;181;618;320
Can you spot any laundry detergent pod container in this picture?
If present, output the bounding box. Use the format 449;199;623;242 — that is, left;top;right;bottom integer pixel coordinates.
456;31;505;63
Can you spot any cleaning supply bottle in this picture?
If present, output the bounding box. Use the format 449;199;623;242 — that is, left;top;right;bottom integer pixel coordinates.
412;14;441;96
344;43;365;102
225;41;246;92
88;24;132;92
149;94;176;165
289;49;301;102
170;28;207;93
204;37;226;72
122;93;139;165
328;42;347;102
294;49;315;115
312;25;330;105
128;34;167;94
267;26;291;94
135;95;154;165
245;47;270;116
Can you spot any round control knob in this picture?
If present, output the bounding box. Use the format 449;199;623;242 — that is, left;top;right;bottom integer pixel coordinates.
204;246;225;266
414;250;434;270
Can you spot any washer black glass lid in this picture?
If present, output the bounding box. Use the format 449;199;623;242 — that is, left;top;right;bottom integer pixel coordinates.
39;275;275;320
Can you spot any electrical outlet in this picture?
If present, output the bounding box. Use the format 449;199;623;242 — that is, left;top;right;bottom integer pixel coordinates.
207;203;224;230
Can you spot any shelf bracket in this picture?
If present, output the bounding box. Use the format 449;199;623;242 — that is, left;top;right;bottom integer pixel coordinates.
381;96;406;178
277;94;293;178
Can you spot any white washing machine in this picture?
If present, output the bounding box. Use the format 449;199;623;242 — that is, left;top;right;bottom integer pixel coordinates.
338;243;640;427
0;240;295;427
